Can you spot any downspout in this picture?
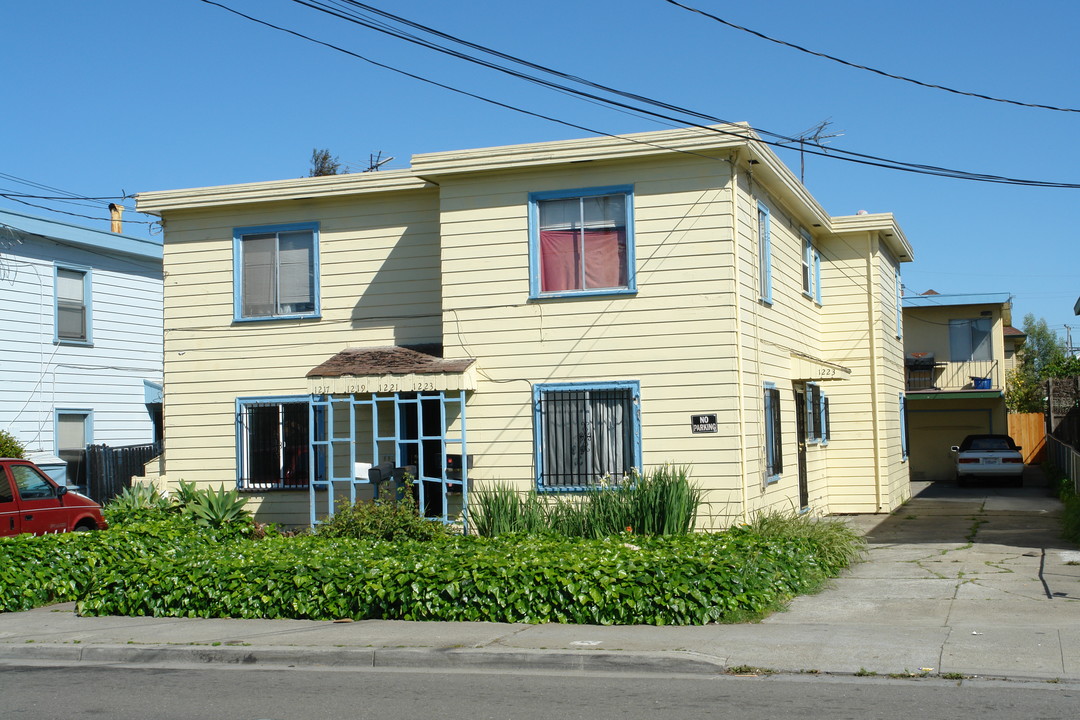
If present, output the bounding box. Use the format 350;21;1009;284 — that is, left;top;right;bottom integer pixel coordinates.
865;233;883;511
730;151;748;524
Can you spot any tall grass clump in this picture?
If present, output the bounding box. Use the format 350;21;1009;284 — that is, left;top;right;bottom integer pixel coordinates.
743;508;866;572
469;465;703;538
468;482;549;537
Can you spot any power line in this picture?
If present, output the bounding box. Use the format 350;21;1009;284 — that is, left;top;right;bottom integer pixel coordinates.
662;0;1080;114
293;1;1080;188
200;0;1080;188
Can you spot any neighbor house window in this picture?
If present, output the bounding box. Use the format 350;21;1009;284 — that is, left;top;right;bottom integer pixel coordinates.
234;223;319;320
534;381;640;490
763;383;782;482
55;409;91;487
758;203;772;305
236;397;311;490
949;318;992;362
55;266;91;343
529;186;635;298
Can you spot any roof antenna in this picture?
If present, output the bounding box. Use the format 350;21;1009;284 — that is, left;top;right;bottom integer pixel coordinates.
364;151;395;173
780;119;844;183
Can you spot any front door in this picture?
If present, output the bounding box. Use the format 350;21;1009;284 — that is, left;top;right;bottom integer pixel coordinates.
794;388;809;510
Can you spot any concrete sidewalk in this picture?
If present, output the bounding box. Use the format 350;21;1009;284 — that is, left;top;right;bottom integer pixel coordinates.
2;476;1078;681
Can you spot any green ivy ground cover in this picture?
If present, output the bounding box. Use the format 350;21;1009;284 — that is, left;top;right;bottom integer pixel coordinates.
0;521;854;625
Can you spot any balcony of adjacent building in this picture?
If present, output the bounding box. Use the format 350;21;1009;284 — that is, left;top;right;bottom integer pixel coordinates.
904;353;1002;396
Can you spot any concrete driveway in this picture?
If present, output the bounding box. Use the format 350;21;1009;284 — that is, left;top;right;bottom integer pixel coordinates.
758;465;1080;676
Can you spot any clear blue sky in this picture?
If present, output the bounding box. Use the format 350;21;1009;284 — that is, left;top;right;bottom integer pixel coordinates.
3;0;1079;346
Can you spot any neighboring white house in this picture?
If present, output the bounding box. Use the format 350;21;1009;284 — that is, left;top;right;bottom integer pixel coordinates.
0;208;163;487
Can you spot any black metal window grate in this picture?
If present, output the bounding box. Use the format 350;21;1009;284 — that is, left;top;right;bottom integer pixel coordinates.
539;388;635;489
238;401;310;490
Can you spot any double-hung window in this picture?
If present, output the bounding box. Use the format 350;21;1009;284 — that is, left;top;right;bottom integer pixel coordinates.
529;186;635;298
534;381;641;491
949;318;992;362
763;383;782;482
802;229;821;303
757;202;772;305
236;397;311;490
55;265;91;343
805;383;829;444
234;222;319;321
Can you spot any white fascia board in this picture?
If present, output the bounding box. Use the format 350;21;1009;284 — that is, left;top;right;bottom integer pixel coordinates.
831;213;914;262
136;170;434;213
410;123;755;176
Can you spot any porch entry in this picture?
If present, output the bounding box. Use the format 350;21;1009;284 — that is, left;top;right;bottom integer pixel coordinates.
307;390;468;527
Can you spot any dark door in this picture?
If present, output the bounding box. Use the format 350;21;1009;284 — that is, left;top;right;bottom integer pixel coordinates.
794;388;809;509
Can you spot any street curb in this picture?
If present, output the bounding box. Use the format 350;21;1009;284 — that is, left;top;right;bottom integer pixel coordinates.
0;643;725;675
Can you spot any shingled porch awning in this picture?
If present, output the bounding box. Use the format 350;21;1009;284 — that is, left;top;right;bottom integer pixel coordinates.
306;345;478;394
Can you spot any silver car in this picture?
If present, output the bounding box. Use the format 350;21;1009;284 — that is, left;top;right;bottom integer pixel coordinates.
950;434;1024;486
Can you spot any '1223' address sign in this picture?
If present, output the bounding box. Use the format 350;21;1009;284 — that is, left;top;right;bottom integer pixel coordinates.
691;414;718;433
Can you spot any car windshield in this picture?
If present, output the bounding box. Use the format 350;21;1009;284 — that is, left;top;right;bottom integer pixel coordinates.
967;437;1013;451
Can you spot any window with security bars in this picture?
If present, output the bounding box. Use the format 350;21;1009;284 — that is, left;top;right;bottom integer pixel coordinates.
535;384;639;490
764;384;783;482
237;399;310;490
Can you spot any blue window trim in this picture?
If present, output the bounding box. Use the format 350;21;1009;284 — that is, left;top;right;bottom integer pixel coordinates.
53;263;93;346
232;221;321;323
528;185;637;300
763;382;781;484
235;395;312;490
54;408;93;455
801;229;814;300
899;392;908;461
815;247;823;304
533;380;642;492
757;202;772;305
805;382;823;445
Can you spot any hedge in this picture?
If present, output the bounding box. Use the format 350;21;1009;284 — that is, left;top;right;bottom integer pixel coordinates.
1;522;852;625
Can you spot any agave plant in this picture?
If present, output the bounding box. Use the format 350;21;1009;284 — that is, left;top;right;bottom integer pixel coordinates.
103;483;173;525
182;484;251;529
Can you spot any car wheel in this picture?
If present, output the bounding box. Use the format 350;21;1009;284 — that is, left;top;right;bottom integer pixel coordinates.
72;523;94;532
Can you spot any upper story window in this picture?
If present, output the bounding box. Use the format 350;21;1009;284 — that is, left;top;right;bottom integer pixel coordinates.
757;202;772;305
234;222;320;321
949;318;992;362
801;229;821;304
529;186;635;299
54;265;92;344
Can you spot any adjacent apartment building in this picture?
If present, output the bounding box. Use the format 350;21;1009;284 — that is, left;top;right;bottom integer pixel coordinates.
0;208;163;486
902;291;1021;481
136;124;914;528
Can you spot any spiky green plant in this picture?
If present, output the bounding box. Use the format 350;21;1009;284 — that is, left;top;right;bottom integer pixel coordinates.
182;485;251;529
103;483;173;525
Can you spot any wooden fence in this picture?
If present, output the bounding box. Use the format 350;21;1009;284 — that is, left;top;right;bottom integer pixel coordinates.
1007;412;1047;464
84;442;161;503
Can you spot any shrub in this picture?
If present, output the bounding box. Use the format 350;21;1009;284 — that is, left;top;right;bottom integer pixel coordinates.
314;492;453;542
467;482;550;537
0;429;25;459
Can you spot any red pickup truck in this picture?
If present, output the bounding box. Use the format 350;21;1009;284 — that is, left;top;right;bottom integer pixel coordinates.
0;458;107;537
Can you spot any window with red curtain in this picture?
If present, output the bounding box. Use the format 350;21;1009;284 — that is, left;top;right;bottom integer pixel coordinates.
537;193;628;294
